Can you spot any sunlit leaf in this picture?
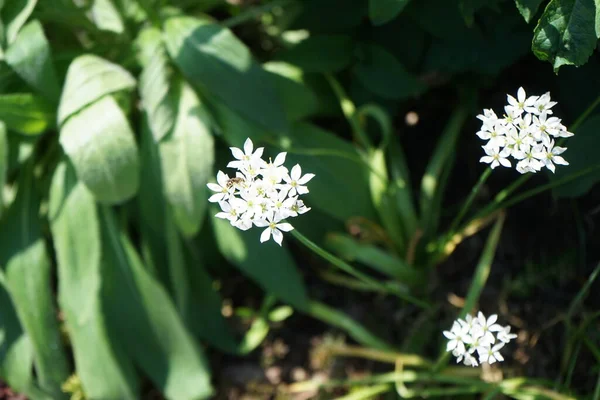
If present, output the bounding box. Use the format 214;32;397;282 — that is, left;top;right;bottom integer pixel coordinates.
0;0;37;44
58;54;136;125
91;0;125;34
5;20;60;102
49;161;139;400
0;93;54;135
163;15;288;133
59;95;140;204
514;0;545;22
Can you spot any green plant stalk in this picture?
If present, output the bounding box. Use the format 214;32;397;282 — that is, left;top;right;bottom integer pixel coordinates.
291;230;431;309
433;212;505;370
305;300;395;351
442;167;492;247
223;0;294;27
334;384;391;400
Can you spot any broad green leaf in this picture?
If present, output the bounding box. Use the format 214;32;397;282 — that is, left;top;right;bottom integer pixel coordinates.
289;0;368;33
515;0;545;22
139;123;238;353
163;15;288;133
263;62;320;122
532;0;599;72
0;167;69;397
325;233;422;284
0;122;6;214
0;93;54;135
91;0;125;34
134;26;163;67
552;115;600;197
279;122;377;221
369;0;411;25
0;0;37;44
5;20;61;102
58;54;136;125
49;161;139;400
139;45;176;142
159;81;214;237
59;95;140;204
207;94;268;145
99;206;213;400
353;44;424;99
212;214;309;310
275;35;354;73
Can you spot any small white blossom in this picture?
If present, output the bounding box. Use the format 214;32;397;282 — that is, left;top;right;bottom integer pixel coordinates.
477;87;572;174
443;311;515;367
208;138;313;245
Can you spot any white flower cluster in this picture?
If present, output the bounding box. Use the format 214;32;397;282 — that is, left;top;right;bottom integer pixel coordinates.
443;312;517;367
207;138;314;246
477;87;573;174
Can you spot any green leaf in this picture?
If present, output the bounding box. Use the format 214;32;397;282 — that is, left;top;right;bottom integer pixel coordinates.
99;206;213;400
139;45;176;142
0;166;69;398
91;0;125;34
49;161;139;400
353;44;425;100
279;122;377;221
325;233;422;284
163;15;288;133
0;0;37;44
369;0;411;25
59;95;140;204
532;0;599;72
5;20;61;102
139;123;238;354
159;81;214;237
0;122;6;214
211;214;309;310
263;62;320;122
275;35;354;73
552;115;600;197
58;54;136;125
515;0;545;22
289;0;368;33
0;93;54;135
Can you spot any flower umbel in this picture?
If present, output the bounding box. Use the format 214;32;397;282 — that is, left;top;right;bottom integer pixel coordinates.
477;87;573;174
443;312;516;367
208;138;314;246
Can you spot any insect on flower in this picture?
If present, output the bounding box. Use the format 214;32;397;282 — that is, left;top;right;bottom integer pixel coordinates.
208;138;314;246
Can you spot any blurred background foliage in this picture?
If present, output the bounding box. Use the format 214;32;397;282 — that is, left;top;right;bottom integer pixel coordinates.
1;0;600;399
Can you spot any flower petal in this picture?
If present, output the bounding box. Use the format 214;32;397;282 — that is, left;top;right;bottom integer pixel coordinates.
272;229;284;246
230;147;244;160
243;138;253;155
260;228;271;243
298;173;315;184
276;223;294;232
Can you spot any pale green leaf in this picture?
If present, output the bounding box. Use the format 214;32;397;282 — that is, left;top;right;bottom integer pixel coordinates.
5;20;60;102
369;0;411;25
0;167;69;398
59;95;140;204
532;0;598;72
0;122;6;214
58;54;136;125
515;0;545;22
49;161;139;400
0;93;54;135
139;45;176;142
159;81;214;237
1;0;37;44
163;15;288;133
91;0;124;34
99;206;213;400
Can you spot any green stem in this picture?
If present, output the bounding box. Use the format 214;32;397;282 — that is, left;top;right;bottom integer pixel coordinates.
222;0;293;27
291;230;431;309
446;167;492;238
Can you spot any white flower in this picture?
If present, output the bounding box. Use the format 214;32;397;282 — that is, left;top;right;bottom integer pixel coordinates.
477;342;505;364
281;164;315;196
472;312;503;344
210;138;313;245
530;92;557;115
506;87;537;116
254;213;295;246
533;140;568;173
443;322;472;355
480;145;511;169
497;326;518;344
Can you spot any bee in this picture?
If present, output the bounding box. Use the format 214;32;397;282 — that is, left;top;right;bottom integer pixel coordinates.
226;177;245;189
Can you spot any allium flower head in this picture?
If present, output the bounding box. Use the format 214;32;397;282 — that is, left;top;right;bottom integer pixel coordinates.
477;87;573;174
443;312;516;367
208;138;314;246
